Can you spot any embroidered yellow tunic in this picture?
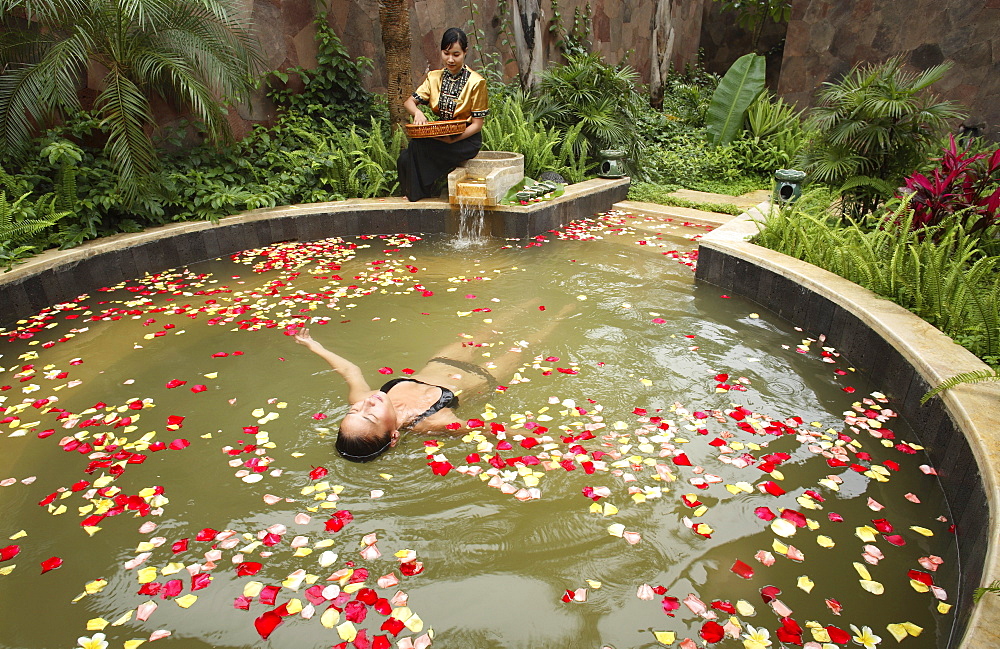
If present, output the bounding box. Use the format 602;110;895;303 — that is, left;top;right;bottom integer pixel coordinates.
412;66;489;122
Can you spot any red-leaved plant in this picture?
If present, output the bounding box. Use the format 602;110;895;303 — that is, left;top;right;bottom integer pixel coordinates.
898;135;1000;232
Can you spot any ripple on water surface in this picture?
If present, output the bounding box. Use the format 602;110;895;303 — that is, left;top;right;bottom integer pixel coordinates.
0;212;958;649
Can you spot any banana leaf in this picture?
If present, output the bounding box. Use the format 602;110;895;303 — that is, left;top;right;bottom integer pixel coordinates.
705;53;766;146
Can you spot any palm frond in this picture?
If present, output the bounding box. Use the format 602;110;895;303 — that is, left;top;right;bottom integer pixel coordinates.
95;68;156;196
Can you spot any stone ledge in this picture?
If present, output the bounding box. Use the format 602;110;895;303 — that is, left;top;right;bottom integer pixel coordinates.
0;178;630;328
696;207;1000;649
612;200;738;228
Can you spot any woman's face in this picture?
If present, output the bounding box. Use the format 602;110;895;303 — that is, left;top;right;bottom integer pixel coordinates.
342;391;396;437
441;42;466;75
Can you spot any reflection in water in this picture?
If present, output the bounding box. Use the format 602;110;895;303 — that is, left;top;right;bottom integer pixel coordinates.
0;212;958;649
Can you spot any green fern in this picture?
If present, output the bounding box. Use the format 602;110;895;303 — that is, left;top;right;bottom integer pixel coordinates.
753;194;1000;364
0;191;70;268
973;579;1000;604
923;367;1000;404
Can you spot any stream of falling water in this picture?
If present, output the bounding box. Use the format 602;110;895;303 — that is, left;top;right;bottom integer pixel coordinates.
455;192;487;247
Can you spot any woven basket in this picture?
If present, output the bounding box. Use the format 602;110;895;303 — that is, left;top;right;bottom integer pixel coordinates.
404;119;467;139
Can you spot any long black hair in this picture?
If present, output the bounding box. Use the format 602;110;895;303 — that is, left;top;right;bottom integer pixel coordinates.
441;27;468;51
335;428;392;463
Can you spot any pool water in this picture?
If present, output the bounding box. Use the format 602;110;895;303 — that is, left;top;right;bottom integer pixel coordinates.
0;211;958;649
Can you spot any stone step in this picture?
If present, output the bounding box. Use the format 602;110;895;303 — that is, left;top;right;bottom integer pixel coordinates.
670;188;771;208
613;200;738;228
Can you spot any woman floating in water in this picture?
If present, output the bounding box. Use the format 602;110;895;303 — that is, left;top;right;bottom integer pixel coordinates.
294;307;565;462
396;27;488;201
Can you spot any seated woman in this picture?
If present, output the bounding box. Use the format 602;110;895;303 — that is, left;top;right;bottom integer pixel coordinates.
397;27;489;201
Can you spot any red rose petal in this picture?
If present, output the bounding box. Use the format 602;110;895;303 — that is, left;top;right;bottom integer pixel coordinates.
254;611;282;640
700;620;725;644
754;507;777;521
237;562;262;576
40;556;63;573
826;625;851;644
259;585;280;606
731;559;754;579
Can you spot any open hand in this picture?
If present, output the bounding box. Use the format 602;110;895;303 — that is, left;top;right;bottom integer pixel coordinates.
293;327;315;346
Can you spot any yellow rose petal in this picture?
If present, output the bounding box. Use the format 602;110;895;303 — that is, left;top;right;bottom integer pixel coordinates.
86;618;108;631
859;579;884;595
136;567;158;584
886;624;908;642
653;630;676;645
320;607;340;628
175;594;198;608
336;621;357;641
797;575;815;593
404;612;424;632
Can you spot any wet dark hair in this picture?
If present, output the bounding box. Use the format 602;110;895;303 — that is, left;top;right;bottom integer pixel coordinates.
335;427;392;463
441;27;468;52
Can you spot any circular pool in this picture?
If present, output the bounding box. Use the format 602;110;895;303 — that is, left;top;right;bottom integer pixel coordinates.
0;211;958;649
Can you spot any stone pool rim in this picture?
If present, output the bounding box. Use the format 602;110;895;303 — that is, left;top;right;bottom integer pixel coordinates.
692;203;1000;649
0;178;628;328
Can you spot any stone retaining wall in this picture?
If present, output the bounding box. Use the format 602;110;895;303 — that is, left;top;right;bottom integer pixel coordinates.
696;207;1000;648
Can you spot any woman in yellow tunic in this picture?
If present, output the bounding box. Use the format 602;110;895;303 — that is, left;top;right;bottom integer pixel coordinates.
397;27;489;201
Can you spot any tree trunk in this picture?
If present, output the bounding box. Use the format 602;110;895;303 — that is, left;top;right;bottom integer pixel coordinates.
649;0;675;109
379;0;412;131
508;0;545;87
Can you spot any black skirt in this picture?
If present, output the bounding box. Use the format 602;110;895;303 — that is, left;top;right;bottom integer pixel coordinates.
397;132;482;202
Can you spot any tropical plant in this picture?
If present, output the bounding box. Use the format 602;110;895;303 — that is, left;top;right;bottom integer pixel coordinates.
0;189;70;268
643;131;765;195
713;0;792;52
796;57;966;218
974;580;1000;604
267;12;376;127
922;367;1000;405
655;65;719;129
705;53;766;146
549;0;592;59
898;135;1000;233
753;194;1000;362
0;0;265;202
483;92;589;182
728;91;808;172
529;52;648;174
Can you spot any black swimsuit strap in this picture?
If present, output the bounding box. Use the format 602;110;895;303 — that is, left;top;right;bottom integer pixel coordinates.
378;377;459;429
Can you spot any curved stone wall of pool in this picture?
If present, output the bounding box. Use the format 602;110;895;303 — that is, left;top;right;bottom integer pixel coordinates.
0;178;629;328
695;205;1000;649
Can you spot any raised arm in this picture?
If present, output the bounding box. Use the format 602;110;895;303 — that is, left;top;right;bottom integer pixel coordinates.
293;328;372;403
